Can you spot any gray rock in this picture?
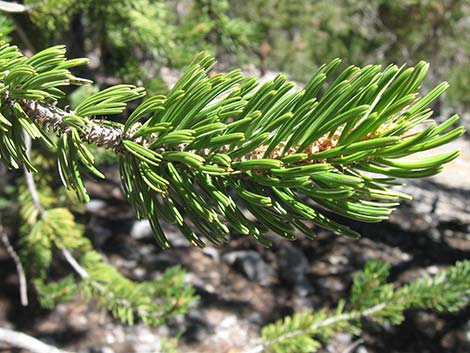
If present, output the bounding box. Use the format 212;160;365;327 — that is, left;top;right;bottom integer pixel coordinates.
130;220;152;239
392;176;470;239
159;67;181;90
202;246;220;261
355;346;369;353
91;225;113;247
184;309;211;342
464;320;470;342
85;199;107;212
185;272;216;294
223;250;275;286
166;227;192;247
319;277;345;292
428;137;470;191
277;245;313;295
294;282;314;297
336;332;353;344
132;326;163;353
133;266;146;279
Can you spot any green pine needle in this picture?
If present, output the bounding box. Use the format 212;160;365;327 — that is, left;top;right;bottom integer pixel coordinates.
0;41;465;247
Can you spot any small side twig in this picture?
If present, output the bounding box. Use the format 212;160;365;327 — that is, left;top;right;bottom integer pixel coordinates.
241;303;387;353
0;327;73;353
61;248;88;279
22;131;90;281
20;130;154;319
23;132;45;215
0;227;28;306
0;1;47;13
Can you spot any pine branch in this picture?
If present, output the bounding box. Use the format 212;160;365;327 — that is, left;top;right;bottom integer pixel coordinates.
0;41;465;247
243;303;387;353
246;260;470;353
60;246;148;320
60;246;168;324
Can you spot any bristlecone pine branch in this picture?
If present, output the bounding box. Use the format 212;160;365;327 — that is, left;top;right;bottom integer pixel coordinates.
247;260;470;353
0;41;465;248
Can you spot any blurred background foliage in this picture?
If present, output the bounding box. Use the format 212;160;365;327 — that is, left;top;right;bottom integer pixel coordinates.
1;0;469;115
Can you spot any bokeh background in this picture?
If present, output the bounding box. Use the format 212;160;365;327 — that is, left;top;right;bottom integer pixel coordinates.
2;0;470;122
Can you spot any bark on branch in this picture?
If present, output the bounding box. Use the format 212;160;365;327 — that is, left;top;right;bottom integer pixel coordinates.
0;327;74;353
0;227;28;306
2;92;126;151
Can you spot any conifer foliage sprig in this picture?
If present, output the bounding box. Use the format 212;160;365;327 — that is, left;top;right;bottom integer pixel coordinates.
0;40;465;248
252;260;470;353
17;165;198;326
